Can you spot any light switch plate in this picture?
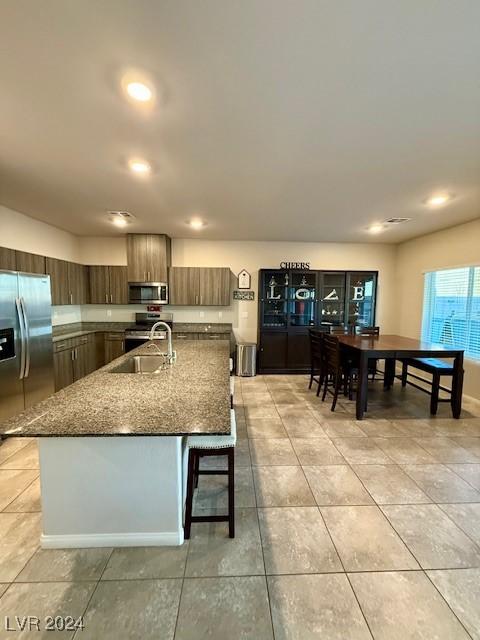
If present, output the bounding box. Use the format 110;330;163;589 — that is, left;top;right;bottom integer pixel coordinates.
106;309;112;317
241;311;248;319
199;311;205;318
218;311;223;319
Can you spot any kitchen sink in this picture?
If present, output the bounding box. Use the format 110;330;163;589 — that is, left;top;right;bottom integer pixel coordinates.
109;354;168;374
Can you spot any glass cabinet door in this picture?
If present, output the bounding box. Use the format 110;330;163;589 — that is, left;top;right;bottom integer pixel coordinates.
288;272;316;326
345;272;377;327
261;271;288;328
319;272;345;326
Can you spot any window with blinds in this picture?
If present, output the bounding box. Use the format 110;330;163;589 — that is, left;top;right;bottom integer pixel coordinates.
421;266;480;361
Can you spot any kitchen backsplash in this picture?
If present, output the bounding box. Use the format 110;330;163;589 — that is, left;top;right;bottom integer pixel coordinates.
52;304;236;326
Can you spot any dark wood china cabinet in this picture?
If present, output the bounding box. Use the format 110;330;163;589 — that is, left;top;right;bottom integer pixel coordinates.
258;269;377;373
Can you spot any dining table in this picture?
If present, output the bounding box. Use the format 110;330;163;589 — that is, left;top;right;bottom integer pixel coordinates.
337;334;464;420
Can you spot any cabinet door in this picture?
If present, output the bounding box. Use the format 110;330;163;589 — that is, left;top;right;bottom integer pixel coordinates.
318;272;346;328
53;349;74;391
15;251;46;274
0;247;17;270
147;235;170;282
68;263;89;304
109;266;128;304
94;332;105;369
168;267;199;305
287;333;311;371
127;234;149;282
89;266;110;304
46;258;70;305
104;334;125;364
345;272;377;328
199;268;231;305
259;332;288;371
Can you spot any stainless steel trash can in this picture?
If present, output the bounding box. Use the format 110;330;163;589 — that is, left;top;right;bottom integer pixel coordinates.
236;343;256;377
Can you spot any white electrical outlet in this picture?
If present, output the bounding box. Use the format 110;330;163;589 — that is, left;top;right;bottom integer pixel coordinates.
106;309;112;317
241;311;248;319
218;311;223;319
199;311;205;318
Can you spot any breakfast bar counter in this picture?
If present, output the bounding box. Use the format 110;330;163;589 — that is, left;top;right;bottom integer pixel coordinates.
0;340;232;548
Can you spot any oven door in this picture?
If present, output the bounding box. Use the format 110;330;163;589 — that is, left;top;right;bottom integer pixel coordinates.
128;283;168;304
124;336;149;353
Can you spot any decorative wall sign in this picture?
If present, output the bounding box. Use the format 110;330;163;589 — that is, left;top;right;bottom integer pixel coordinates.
237;269;251;289
351;284;365;301
233;290;255;301
280;261;310;270
323;288;339;301
295;288;313;300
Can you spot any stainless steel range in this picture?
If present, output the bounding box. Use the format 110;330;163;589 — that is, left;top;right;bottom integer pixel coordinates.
124;312;173;353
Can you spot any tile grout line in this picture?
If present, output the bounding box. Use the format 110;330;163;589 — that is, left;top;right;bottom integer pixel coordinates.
0;473;40;513
72;547;114;640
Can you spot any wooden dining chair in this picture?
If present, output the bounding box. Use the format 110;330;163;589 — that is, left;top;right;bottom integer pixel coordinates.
321;334;353;411
308;329;326;396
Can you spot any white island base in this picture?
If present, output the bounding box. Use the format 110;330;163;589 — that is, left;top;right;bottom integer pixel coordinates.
38;436;185;548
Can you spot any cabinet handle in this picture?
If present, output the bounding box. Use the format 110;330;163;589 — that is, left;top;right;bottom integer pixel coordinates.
110;293;113;303
144;272;146;281
200;295;202;305
195;295;198;305
121;341;124;351
105;293;108;303
70;292;73;304
71;349;74;361
176;334;187;339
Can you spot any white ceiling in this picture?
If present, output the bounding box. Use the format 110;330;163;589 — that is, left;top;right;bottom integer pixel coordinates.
0;0;479;243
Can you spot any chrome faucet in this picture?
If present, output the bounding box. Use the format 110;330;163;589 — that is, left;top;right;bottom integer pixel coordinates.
148;321;176;364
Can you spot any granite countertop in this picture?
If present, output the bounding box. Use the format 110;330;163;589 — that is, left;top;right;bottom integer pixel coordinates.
52;322;232;342
0;341;232;438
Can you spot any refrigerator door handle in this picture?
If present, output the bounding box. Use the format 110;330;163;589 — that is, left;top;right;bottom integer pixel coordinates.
20;297;31;378
15;297;26;379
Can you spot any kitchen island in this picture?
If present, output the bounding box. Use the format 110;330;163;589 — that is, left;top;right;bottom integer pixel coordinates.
0;340;232;548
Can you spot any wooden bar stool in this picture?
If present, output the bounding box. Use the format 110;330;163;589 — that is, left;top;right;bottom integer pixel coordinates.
184;409;236;539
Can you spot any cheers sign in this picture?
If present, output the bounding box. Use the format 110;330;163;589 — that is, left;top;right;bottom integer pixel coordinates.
280;261;310;269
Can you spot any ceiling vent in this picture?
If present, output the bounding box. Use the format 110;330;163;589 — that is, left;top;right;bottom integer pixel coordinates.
107;210;135;220
384;217;411;225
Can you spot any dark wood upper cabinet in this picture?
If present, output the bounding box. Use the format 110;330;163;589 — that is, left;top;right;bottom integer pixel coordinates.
46;258;70;305
0;247;17;271
168;266;231;306
127;234;171;282
67;262;89;305
15;251;46;274
199;267;231;306
168;267;200;305
89;266;110;304
89;265;128;304
46;258;89;305
109;266;128;304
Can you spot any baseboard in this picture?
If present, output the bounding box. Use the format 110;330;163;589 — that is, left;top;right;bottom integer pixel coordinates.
41;530;184;548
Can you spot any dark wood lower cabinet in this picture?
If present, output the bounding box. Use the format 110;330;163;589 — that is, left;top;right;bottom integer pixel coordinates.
259;332;288;372
53;334;98;391
53;348;75;392
287;333;311;371
104;333;125;364
259;331;314;373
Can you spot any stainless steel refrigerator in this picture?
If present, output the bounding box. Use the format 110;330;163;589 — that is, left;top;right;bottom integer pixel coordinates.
0;270;54;422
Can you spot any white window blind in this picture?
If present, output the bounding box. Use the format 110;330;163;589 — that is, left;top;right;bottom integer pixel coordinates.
422;266;480;361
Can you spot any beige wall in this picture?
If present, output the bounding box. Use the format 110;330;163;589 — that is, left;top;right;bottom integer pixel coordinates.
75;237;397;342
0;205;79;262
395;218;480;399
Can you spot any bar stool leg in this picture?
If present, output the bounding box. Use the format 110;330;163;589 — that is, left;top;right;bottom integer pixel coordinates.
401;361;408;387
184;449;196;540
227;447;235;538
194;452;200;488
430;372;440;415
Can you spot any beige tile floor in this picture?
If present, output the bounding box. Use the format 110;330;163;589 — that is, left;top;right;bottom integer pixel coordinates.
0;375;480;639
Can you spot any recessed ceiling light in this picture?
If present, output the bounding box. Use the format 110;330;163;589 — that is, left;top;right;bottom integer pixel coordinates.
368;223;384;234
425;193;452;207
126;81;152;102
128;159;151;175
188;218;206;230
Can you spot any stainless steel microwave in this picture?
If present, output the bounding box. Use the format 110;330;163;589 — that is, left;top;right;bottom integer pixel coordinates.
128;282;168;304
